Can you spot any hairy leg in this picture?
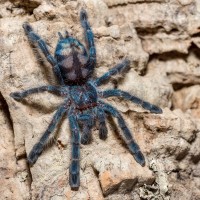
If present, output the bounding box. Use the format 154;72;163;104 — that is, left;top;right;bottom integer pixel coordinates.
23;22;64;85
10;85;62;101
28;105;67;164
81;124;92;144
94;59;130;86
97;107;108;140
101;89;162;114
78;113;94;145
100;101;145;166
80;9;96;73
69;114;81;190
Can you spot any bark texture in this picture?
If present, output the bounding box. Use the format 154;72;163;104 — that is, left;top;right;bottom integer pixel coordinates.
0;0;200;199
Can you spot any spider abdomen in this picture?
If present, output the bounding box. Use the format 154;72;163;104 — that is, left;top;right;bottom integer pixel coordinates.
69;82;98;110
55;37;90;84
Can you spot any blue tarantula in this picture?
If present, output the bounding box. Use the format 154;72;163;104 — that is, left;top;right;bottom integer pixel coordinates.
10;9;162;190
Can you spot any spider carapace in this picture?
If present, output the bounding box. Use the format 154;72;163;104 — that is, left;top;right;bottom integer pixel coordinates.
10;9;162;190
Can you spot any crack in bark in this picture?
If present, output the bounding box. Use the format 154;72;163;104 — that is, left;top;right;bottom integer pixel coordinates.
0;92;33;197
105;0;165;8
0;93;14;132
8;0;41;15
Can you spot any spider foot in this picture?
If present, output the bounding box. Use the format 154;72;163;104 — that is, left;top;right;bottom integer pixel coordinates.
99;127;107;140
23;22;32;32
80;8;88;22
27;142;44;165
70;174;80;191
123;59;130;66
149;104;163;114
69;160;80;190
128;142;145;166
10;92;23;101
133;151;145;167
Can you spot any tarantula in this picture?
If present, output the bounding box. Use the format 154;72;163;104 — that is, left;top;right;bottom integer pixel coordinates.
10;9;162;190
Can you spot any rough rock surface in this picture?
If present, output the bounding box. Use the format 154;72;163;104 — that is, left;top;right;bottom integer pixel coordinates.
0;0;200;199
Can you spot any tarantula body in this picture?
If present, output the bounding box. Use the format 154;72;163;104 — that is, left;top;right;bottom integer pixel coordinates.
10;9;162;191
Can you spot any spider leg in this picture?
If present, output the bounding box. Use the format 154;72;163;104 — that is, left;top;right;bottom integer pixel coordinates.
23;22;64;85
101;89;162;114
94;59;130;86
80;9;96;73
10;85;62;101
97;107;108;140
78;113;94;145
81;123;92;144
69;113;81;190
100;100;145;166
28;105;67;165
